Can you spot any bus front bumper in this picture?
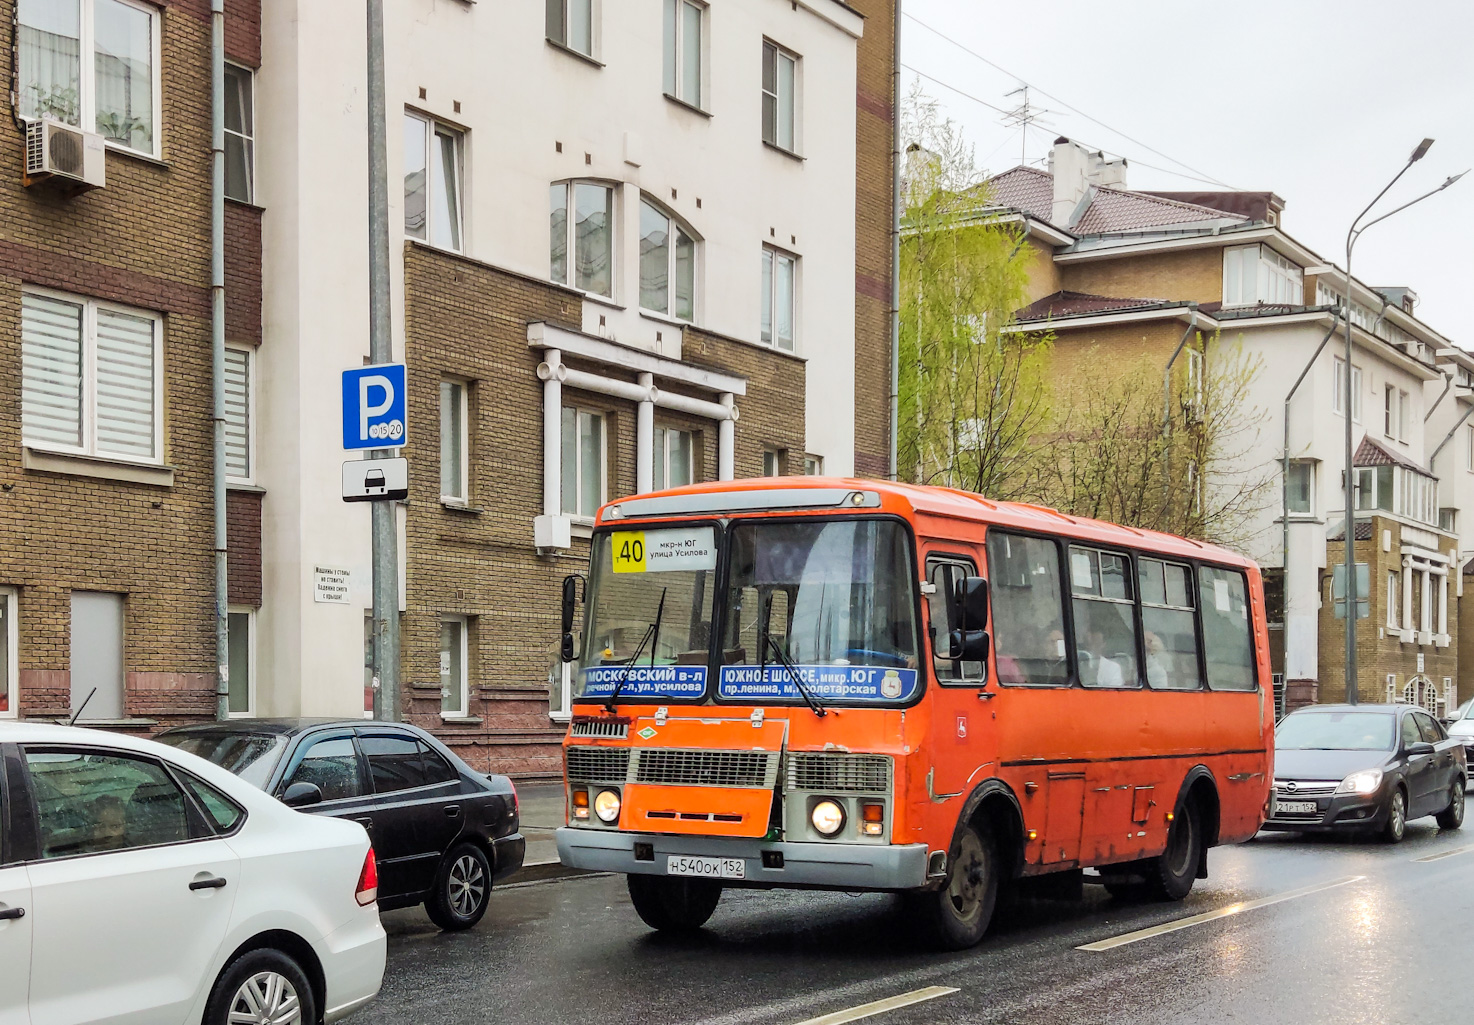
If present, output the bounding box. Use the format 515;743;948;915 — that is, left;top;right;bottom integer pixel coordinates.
556;827;930;891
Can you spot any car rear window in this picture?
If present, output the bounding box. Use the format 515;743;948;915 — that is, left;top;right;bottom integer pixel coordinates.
156;731;287;790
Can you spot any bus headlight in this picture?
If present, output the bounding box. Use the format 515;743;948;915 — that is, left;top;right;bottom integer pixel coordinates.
811;799;846;837
594;789;622;824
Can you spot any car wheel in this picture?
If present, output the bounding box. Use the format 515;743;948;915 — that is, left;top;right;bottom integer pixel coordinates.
1381;788;1407;844
1144;801;1200;901
425;842;492;931
1436;781;1465;830
905;822;998;950
626;874;723;933
204;947;316;1025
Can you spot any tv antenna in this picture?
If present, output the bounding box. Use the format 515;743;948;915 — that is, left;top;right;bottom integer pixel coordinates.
1002;85;1055;166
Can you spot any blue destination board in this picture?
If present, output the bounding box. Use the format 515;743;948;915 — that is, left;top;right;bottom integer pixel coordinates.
580;664;708;698
719;665;919;703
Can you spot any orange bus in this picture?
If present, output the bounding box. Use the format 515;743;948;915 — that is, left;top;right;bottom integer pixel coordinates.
555;478;1273;948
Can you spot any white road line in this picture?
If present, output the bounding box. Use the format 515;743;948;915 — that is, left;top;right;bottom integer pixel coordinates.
790;986;960;1025
1414;843;1474;863
1076;875;1364;952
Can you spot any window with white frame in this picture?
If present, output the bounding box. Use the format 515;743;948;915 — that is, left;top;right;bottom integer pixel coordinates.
653;426;693;491
561;407;605;518
762;448;783;477
1356;464;1436;524
224;345;253;482
1397;389;1410;442
760;246;796;350
1184;347;1204;409
227;606;255;716
551;181;614;298
803;453;822;475
17;0;160;156
1286;460;1313;515
1387;571;1400;629
663;0;705;108
1384;384;1396;438
1439;508;1457;534
440;379;468;502
1332;357;1362;421
1223;244;1303;307
639;198;697;320
21;290;161;463
761;40;798;152
404;112;463;252
0;587;15;717
224;63;254;203
546;0;595;58
439;616;468;718
1467;423;1474;472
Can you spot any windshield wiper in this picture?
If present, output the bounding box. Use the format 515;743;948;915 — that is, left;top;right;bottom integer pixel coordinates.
761;626;825;718
606;588;666;712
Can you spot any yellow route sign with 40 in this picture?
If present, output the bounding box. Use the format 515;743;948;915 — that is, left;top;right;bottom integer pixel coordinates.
610;531;647;573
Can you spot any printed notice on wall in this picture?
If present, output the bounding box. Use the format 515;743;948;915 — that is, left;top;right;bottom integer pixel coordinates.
314;565;353;604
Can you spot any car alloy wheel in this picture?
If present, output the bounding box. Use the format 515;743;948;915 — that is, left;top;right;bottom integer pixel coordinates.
448;851;487;918
229;970;302;1025
1383;790;1406;843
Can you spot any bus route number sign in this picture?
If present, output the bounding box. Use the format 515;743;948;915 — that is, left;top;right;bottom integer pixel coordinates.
611;527;716;574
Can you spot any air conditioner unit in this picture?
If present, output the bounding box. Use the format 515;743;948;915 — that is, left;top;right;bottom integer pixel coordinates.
24;118;106;192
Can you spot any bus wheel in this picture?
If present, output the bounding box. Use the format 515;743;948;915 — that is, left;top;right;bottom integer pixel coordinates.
1145;801;1201;901
909;823;998;950
626;874;723;933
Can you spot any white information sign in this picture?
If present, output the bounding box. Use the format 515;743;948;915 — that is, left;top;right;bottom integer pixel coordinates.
644;527;718;573
314;565;354;605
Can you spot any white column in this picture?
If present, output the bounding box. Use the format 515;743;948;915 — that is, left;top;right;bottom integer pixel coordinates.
1421;568;1432;634
542;348;562;517
637;372;654;494
1438;567;1449;638
718;393;736;481
1403;558;1414;639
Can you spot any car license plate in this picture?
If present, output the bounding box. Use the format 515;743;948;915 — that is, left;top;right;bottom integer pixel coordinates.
1277;800;1317;815
667;855;745;880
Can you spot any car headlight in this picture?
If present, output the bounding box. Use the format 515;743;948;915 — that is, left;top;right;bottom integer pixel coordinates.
594;789;622;824
811;799;845;837
1336;769;1384;795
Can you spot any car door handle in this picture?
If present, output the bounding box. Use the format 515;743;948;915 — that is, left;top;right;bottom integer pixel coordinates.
0;907;24;921
189;875;228;891
444;805;462;818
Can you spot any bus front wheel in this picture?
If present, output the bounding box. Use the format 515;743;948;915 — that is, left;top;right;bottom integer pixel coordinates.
627;874;723;933
908;822;998;950
1145;801;1201;901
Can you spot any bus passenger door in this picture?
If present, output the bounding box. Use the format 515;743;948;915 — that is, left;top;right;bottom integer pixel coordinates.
923;554;997;800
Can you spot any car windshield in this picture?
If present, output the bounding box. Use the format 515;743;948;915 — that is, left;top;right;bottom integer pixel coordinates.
155;731;288;790
1276;711;1395;752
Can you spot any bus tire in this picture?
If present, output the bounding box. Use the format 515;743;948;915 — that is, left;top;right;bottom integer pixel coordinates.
908;822;998;950
1144;800;1201;901
626;874;722;933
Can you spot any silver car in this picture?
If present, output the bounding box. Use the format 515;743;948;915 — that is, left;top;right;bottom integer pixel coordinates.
1448;701;1474;787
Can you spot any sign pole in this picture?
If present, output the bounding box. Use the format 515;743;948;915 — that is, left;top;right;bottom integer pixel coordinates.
366;0;399;721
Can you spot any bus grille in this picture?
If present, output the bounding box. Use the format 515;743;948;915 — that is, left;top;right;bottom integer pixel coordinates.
786;753;891;794
569;719;629;740
631;749;778;789
566;746;631;783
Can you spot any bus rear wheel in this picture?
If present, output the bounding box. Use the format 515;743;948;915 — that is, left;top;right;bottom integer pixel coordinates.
626;874;723;933
1144;801;1201;901
908;823;998;950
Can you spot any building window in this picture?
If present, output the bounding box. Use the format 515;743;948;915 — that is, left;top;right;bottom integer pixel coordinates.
1388;571;1400;630
561;407;605;518
1397;389;1410;442
224;63;254;203
551;181;614;298
663;0;704;108
1332;357;1361;422
227;606;255;716
404;112;463;252
0;588;15;717
18;0;160;156
1286;461;1313;515
224;345;253;482
761;40;798;152
1184;347;1204;410
546;0;595;58
1223;244;1302;307
760;246;796;350
762;448;783;477
803;454;823;475
70;590;124;721
1466;424;1474;472
639;198;697;320
1358;464;1436;525
440;379;468;502
653;426;693;491
440;616;468;718
1440;508;1458;533
21;290;162;463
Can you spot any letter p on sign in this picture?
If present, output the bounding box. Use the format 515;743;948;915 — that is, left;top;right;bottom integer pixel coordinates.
342;363;408;450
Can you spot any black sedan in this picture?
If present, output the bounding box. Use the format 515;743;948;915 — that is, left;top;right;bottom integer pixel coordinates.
1263;703;1466;842
155;719;524;929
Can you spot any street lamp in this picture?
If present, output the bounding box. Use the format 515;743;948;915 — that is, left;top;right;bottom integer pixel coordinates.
1341;139;1466;705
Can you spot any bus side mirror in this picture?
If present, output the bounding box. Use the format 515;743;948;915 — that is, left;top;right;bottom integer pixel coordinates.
949;628;991;664
945;577;989;661
560;575;582;663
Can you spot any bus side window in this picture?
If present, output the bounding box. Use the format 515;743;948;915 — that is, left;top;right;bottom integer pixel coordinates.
1070;546;1140;688
1140;558;1201;690
985;532;1069;687
1199;566;1257;691
927;558;984;685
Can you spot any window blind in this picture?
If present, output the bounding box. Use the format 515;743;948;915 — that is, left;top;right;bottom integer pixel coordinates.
224;347;250;478
94;307;156;459
21;293;85;449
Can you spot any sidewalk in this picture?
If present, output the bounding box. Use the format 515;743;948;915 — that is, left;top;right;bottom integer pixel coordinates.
509;782;590;883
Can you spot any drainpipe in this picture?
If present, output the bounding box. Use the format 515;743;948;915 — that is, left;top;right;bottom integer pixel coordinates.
1160;307;1199;504
1426;367;1454;422
886;2;902;481
1428;399;1474;471
210;0;228;720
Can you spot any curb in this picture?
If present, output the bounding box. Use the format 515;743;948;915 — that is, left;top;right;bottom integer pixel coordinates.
502;858;602;886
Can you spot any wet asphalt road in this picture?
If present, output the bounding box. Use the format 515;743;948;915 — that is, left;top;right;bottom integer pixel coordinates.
359;819;1473;1025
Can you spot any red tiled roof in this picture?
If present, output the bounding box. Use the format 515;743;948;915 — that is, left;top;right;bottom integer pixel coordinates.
977;167;1055;222
1016;290;1167;321
1354;435;1426;473
977;166;1250;235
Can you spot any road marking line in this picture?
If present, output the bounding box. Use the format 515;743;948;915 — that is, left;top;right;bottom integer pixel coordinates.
1414;843;1474;863
1076;875;1364;952
791;986;960;1025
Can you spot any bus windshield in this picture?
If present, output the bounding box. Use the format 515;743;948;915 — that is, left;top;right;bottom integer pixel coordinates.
720;518;921;705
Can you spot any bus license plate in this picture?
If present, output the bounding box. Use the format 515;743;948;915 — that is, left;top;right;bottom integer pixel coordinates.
667;855;746;880
1277;800;1317;815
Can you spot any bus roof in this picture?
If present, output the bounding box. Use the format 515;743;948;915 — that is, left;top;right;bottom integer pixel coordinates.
594;476;1256;570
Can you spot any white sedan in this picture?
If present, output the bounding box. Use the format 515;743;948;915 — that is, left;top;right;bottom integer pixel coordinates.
0;721;385;1025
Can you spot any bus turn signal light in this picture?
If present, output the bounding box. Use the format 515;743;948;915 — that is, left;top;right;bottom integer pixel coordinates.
572;789;590;820
861;802;884;836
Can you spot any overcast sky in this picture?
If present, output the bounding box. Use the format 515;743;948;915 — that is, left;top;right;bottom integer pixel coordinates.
903;0;1474;338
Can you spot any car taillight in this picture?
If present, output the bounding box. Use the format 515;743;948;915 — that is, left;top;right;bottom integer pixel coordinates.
511;780;519;816
355;848;379;907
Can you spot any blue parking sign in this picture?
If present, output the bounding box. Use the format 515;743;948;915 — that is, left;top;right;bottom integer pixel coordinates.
342;364;408;450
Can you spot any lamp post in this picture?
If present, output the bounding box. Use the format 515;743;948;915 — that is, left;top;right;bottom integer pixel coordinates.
1341;139;1465;705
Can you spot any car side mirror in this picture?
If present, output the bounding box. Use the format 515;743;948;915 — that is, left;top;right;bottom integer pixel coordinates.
281;781;323;808
1406;741;1435;757
560;574;583;663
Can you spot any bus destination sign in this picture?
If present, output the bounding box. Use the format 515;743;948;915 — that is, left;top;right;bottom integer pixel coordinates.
580;664;708;698
718;665;919;703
